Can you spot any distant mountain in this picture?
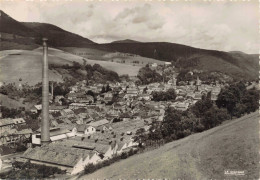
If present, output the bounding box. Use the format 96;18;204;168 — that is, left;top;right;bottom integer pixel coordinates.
96;42;258;80
111;39;141;44
0;10;94;49
0;10;258;81
0;10;37;37
22;22;95;46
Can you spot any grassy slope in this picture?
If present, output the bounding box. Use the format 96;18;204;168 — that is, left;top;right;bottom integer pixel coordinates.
81;112;259;179
0;41;39;51
0;93;30;110
59;47;164;66
195;55;256;79
0;49;66;85
36;47;141;76
0;48;141;85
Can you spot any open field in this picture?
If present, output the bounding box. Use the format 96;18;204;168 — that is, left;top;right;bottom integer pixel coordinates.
81;111;259;179
36;47;142;76
59;47;165;66
0;94;32;110
0;48;142;85
0;49;65;85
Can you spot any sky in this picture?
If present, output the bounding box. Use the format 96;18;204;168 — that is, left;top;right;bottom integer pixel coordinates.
1;0;259;53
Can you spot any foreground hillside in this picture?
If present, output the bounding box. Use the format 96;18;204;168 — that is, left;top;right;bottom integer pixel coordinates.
81;112;259;179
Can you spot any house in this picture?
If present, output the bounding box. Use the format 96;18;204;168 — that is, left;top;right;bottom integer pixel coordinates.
67;92;85;101
126;87;139;97
76;113;89;123
186;92;195;99
211;93;218;101
61;109;75;118
69;103;87;110
76;124;96;135
103;92;113;103
194;93;202;100
95;125;108;132
49;105;66;113
89;119;110;128
174;102;189;111
55;95;64;105
0;118;26;135
138;94;151;101
31;104;42;114
75;95;94;104
70;85;79;93
150;63;158;68
164;62;171;66
119;112;132;121
0;125;32;146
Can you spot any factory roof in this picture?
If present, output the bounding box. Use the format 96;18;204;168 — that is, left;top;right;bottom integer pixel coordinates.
89;119;109;127
22;144;91;167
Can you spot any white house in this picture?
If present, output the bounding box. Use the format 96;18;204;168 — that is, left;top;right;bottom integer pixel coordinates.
76;124;96;135
164;62;171;66
31;104;42;113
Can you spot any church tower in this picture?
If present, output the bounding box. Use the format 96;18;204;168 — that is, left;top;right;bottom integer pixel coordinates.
196;76;201;91
172;76;177;89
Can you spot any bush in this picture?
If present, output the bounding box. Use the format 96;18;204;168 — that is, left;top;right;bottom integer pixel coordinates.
2;161;65;179
84;163;96;174
120;152;128;159
83;149;139;175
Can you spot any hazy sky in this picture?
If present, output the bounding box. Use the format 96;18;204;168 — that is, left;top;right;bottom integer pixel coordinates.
1;0;259;53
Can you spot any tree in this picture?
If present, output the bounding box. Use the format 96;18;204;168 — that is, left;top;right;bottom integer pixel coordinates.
137;66;163;84
161;107;182;139
0;106;22;118
151;88;176;101
86;90;95;97
216;82;247;118
148;122;163;141
72;61;82;70
101;86;106;93
191;97;213;118
106;84;112;92
133;128;147;147
241;88;259;113
143;86;148;94
201;105;229;130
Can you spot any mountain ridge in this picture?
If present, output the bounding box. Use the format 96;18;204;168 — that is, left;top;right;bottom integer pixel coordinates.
111;39;141;44
0;10;95;48
0;10;258;81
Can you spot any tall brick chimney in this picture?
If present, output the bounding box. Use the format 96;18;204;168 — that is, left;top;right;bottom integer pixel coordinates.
41;38;50;145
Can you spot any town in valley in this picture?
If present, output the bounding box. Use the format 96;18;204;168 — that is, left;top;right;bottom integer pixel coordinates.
0;2;259;179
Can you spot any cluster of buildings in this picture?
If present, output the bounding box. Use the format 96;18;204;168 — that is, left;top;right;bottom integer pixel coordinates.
0;116;32;147
21;117;146;174
14;75;222;175
1;67;222;175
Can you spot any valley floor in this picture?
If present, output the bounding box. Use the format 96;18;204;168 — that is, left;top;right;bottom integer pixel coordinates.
80;111;259;179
